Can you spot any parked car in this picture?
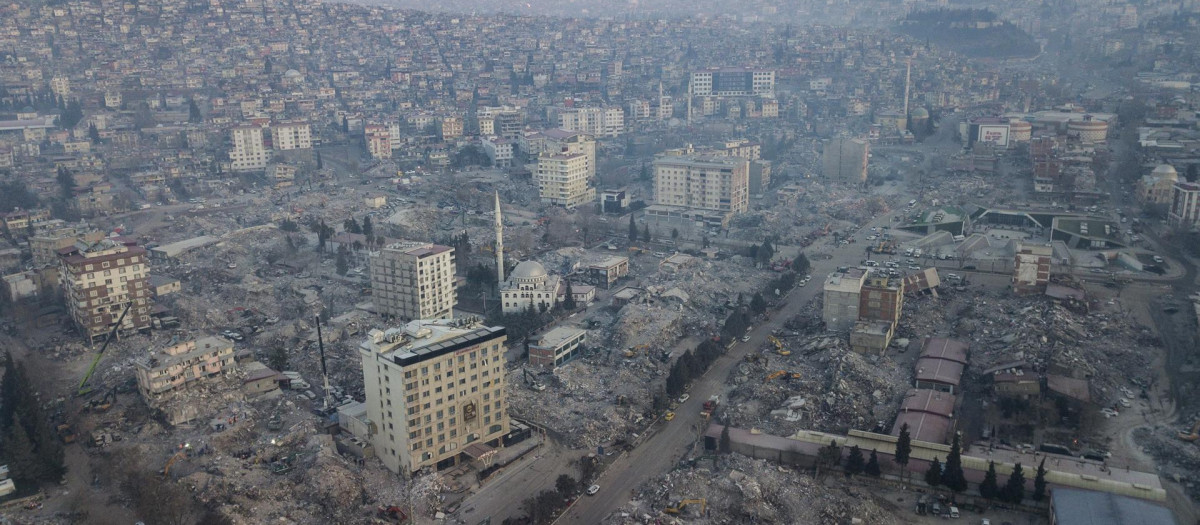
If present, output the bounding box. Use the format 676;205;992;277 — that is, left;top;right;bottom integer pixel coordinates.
678;394;690;403
587;484;600;495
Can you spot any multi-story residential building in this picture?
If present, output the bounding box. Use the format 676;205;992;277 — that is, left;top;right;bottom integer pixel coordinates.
558;107;624;137
358;319;509;473
822;267;868;332
537;152;594;208
1013;243;1053;295
0;208;51;235
267;163;297;188
366;125;392;160
271;120;312;150
49;76;70;98
859;275;905;326
651;154;749;216
1169;182;1200;230
59;238;152;343
689;68;775;97
134;336;236;405
369;242;456;321
481;136;514;168
522;130;597;180
230;126;268;171
440;116;463;140
822;137;869;184
30;226;103;268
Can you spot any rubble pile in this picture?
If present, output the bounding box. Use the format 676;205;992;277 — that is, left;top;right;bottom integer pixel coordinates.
724;338;910;436
1133;426;1200;501
607;455;903;524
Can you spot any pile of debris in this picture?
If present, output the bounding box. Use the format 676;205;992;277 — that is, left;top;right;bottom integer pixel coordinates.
1133;425;1200;501
724;337;910;436
607;454;903;524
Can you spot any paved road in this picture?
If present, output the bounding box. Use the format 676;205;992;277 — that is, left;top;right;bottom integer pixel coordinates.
559;211;901;522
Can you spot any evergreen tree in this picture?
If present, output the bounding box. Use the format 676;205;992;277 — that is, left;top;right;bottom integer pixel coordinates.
188;98;202;123
894;422;912;480
671;228;679;241
344;217;361;234
562;280;576;310
1032;458;1048;502
943;433;967;493
316;151;324;170
3;414;46;484
979;461;1000;500
750;292;767;315
88;123;101;144
792;252;811;275
628;215;637;242
1001;462;1025;505
865;449;881;477
845;445;865;477
362;216;374;240
641;224;651;242
335;247;349;275
718;424;732;454
925;456;942;487
56;166;76;201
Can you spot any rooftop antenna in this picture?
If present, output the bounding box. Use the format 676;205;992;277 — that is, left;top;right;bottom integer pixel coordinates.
315;314;332;411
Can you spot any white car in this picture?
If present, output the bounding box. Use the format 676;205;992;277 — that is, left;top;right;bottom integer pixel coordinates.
1119;398;1132;408
678;394;690;403
587;484;600;495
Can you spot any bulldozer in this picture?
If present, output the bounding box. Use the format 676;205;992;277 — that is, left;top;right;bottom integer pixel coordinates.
1179;420;1200;442
664;498;707;516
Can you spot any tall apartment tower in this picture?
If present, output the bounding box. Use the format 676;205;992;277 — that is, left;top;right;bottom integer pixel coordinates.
821;137;869;184
271;121;312;150
537;152;595;208
359;319;510;474
59;238;152;343
652;155;750;215
230;126;269;171
369;242;457;320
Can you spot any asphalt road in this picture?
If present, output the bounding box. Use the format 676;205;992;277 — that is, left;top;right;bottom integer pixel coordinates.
558;210;902;522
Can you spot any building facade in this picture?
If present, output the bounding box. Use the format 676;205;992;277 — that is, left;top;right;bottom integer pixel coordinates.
369;242;457;321
822;268;868;332
59;238;152;342
859;275;905;326
365;125;392;160
528;326;587;369
1168;182;1200;230
230;126;268;171
500;261;561;314
1013;243;1053;295
359;319;510;474
537;152;594;208
652;155;749;216
689;68;775;97
558;107;624;137
271;121;312;150
134;336;235;405
822;137;869;184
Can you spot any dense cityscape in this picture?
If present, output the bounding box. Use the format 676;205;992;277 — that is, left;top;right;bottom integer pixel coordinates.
1;0;1200;523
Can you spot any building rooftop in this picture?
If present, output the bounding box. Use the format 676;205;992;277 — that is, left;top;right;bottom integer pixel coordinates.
919;338;969;365
532;326;586;349
915;357;964;387
824;268;867;294
361;319;505;368
899;389;956;418
891;411;951;444
1050;488;1176;525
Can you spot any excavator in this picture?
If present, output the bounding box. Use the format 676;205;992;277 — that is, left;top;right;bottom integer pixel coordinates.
765;370;803;382
663;498;707;515
77;303;133;397
1179;420;1200;442
624;344;649;358
767;336;791;356
161;450;188;478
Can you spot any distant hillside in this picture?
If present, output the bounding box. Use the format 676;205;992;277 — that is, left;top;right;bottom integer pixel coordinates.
896;8;1040;59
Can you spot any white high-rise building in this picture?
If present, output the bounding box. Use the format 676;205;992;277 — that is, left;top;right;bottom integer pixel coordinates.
230;126;268;171
652;155;749;215
537;152;594;208
689;68;775;97
271;121;312;150
559;107;624;137
359;319;509;474
369;242;457;320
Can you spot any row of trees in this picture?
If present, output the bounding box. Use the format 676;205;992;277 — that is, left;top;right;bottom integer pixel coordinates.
512;473;581;525
664;339;725;398
0;352;66;487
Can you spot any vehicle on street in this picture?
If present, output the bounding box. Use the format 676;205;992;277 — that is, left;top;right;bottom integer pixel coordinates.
664;412;675;421
741;335;750;342
587;484;600;495
678;394;689;403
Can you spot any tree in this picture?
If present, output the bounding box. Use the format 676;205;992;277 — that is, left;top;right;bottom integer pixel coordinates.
56;166;76;201
362;216;374;240
719;424;732;454
562;280;577;310
817;440;841;477
1000;462;1025;505
628;215;638;242
554;474;578;497
894;422;912;480
943;433;967;493
845;445;865;477
671;228;679;241
335;246;349;275
279;219;300;232
865;449;881;477
750;292;767;315
792;252;811;275
702;235;710;249
59;99;83;128
756;239;775;266
1032;458;1047;502
925;456;942;487
316;151;324;170
979;461;1000;500
641;224;651;242
3;414;47;485
578;455;597;483
88;123;101;144
344;217;361;234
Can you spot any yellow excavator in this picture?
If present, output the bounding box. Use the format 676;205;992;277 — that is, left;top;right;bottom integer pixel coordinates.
664;498;707;515
624;344;649;358
1179;420;1200;442
161;450;187;478
765;370;803;382
767;336;791;356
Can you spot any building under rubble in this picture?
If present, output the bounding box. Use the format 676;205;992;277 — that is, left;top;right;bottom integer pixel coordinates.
358;318;510;474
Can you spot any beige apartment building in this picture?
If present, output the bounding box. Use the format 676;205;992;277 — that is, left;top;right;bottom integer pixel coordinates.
366;125;392;160
370;242;456;321
230;126;268;171
271;120;312;150
537;152;594;208
652;155;749;216
59;238;152;343
135;336;236;405
359;319;510;473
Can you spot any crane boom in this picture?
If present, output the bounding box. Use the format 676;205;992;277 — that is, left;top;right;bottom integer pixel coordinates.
77;302;133;396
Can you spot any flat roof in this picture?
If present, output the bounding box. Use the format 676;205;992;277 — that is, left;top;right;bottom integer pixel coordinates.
891;411;951;444
915;357;964;387
532;326;586;349
1047;374;1091;403
589;256;628;269
1051;488;1176;525
150;235;220;257
363;321;506;368
824;268;866;293
899;389;956;418
920;338;969;365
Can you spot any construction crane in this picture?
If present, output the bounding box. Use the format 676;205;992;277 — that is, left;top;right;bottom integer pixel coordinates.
77;303;133;397
664;498;707;515
1179;420;1200;442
